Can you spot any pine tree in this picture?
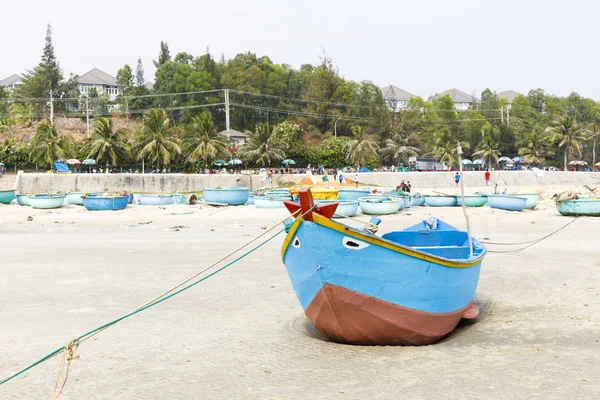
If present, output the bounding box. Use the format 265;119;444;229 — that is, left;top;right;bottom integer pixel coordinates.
135;57;145;86
153;41;171;68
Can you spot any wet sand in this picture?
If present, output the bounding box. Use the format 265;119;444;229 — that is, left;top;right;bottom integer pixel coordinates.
0;188;599;399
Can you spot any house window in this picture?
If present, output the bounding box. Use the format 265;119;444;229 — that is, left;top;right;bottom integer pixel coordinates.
105;86;118;95
80;84;92;94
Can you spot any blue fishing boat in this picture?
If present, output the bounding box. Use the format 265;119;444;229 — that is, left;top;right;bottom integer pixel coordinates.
459;195;488;207
316;200;359;217
254;195;288;209
66;192;99;206
358;196;403;215
138;194;174;205
555;198;600;216
410;195;423;207
425;195;457;207
82;194;128;211
337;188;371;201
245;195;256;205
510;193;539;209
0;189;15;205
16;194;30;206
202;187;250;205
487;195;526;211
281;189;486;345
28;194;65;209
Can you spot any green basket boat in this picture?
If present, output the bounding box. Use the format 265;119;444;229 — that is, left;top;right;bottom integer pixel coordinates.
556;198;600;216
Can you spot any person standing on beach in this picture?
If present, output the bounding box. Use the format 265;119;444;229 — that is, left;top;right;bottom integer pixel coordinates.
355;172;359;188
454;172;460;187
484;170;491;186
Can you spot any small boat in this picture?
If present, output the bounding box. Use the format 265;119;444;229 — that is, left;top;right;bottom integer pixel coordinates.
290;187;338;200
457;195;487;207
265;188;291;196
138;194;174;206
487;195;526;211
82;194;128;211
410;195;422;207
66;192;98;206
245;195;255;205
0;189;15;205
316;200;359;217
28;194;65;209
556;198;600;216
417;195;427;206
16;194;30;206
510;193;539;209
281;189;486;345
425;195;457;207
358;196;403;215
254;195;288;209
337;188;371;201
202;187;250;205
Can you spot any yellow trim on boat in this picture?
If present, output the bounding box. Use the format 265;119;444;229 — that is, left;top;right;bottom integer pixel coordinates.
281;217;303;258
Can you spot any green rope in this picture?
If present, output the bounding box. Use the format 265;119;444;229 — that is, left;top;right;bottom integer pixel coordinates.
0;208;308;386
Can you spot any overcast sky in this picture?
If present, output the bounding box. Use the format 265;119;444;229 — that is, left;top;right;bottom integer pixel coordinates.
2;0;598;99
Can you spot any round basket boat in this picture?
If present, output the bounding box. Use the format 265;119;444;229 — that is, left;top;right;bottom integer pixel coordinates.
290;187;338;200
457;195;487;207
425;195;457;207
358;196;403;215
202;187;250;205
83;194;128;211
254;195;288;209
16;194;30;206
337;188;371;201
510;193;539;209
245;195;256;205
556;198;600;216
138;194;174;206
28;194;66;209
487;195;526;211
316;200;359;217
0;189;15;205
66;192;99;206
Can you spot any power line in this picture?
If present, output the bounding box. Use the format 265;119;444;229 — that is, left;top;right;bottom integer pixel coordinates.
230;102;366;121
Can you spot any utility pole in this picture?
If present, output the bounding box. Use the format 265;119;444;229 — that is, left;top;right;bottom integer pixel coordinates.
501;106;504;124
507;107;510;128
224;89;230;141
49;89;54;123
85;97;90;138
334;117;342;139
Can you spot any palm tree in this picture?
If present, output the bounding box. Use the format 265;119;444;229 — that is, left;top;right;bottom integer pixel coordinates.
86;117;129;169
545;116;586;170
240;123;286;166
382;132;420;169
183;112;228;165
9;103;33;127
588;123;599;168
30;121;69;168
518;129;554;166
472;134;501;168
132;109;181;170
0;117;15;135
432;130;463;169
345;125;379;170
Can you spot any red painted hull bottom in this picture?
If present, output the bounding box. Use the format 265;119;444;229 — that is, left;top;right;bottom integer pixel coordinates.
305;283;479;346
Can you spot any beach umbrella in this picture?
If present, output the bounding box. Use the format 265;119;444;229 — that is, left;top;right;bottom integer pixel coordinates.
213;159;226;166
595;162;600;167
473;159;484;165
82;159;96;165
66;159;81;165
512;156;524;163
0;162;4;166
282;159;296;165
568;160;587;166
227;159;243;165
359;167;371;172
461;159;473;165
498;156;511;162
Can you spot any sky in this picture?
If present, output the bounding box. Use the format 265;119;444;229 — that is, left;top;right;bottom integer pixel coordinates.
2;0;599;99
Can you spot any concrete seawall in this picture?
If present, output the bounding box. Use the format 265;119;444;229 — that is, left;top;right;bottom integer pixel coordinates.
12;171;600;193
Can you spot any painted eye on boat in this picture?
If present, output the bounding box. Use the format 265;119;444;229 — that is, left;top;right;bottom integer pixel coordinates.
293;237;301;248
342;236;370;250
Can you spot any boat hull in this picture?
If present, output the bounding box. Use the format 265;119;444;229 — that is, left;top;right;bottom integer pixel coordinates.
459;195;487;207
487;195;526;211
337;189;371;201
138;194;174;206
290;188;338;200
511;193;539;209
0;189;15;204
358;197;402;215
16;194;30;206
83;195;128;211
202;188;250;205
425;196;457;207
254;195;287;208
66;192;98;206
316;200;358;217
556;199;600;216
28;195;65;209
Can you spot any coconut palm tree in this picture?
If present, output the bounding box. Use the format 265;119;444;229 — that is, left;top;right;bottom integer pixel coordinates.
545;116;586;170
345;125;379;170
132;109;181;170
587;123;599;168
86;117;129;169
240;123;286;166
0;117;15;135
518;129;554;166
183;112;228;165
29;121;69;168
9;103;33;127
381;132;420;169
472;134;501;168
431;130;464;169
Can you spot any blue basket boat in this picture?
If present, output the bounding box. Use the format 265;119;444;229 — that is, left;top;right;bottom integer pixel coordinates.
337;188;372;201
0;189;15;205
66;192;99;206
316;200;359;217
457;195;488;207
138;194;174;206
245;194;256;205
83;194;128;211
358;196;403;215
202;187;250;205
487;195;526;211
281;189;486;345
510;193;539;209
16;194;30;206
555;198;600;216
425;195;457;207
28;194;65;209
254;195;288;209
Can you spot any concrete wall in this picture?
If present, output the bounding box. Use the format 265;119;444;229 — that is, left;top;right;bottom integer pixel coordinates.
13;171;600;194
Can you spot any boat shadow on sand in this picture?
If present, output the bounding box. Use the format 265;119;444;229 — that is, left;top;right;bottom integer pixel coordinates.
289;294;493;346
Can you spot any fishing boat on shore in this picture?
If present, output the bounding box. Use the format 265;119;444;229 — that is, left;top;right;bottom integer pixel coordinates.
202;187;250;205
316;200;359;217
66;192;98;206
281;189;486;345
28;194;66;209
555;193;600;216
358;196;403;215
82;194;128;211
138;194;174;206
337;188;371;200
425;195;457;207
290;187;338;200
0;189;15;204
487;195;526;211
254;195;288;209
459;195;487;207
510;193;539;209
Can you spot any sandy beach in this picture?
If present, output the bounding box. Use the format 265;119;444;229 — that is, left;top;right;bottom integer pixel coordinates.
1;186;599;399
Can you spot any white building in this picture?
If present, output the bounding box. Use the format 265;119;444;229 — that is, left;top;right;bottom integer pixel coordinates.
76;68;118;100
436;88;478;110
497;90;520;110
381;85;416;111
0;74;23;92
219;129;248;145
